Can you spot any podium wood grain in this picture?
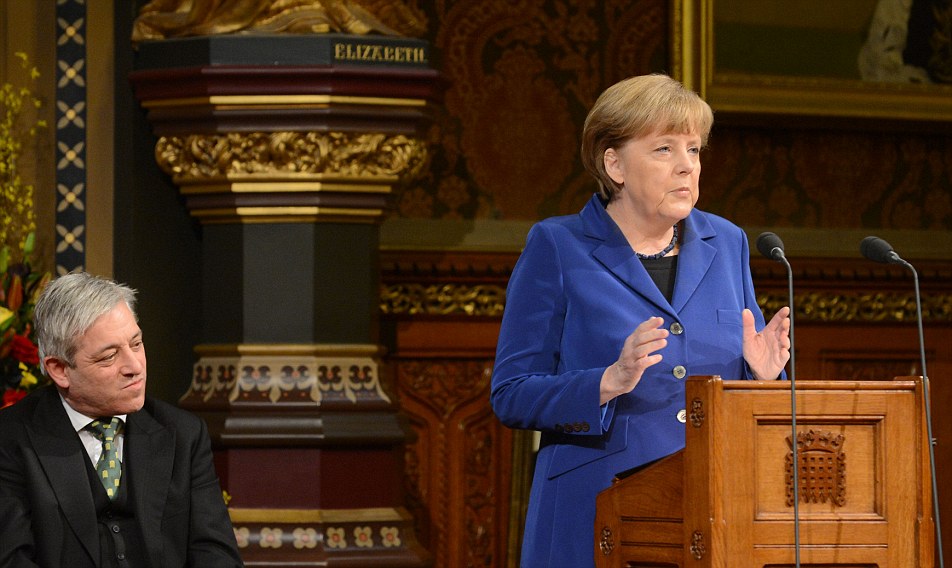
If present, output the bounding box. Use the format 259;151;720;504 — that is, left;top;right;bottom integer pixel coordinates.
595;376;935;567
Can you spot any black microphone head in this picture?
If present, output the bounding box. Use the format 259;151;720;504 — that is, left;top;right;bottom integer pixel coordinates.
860;236;900;264
756;232;785;261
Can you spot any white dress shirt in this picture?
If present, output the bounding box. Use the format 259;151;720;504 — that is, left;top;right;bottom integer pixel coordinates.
59;393;127;466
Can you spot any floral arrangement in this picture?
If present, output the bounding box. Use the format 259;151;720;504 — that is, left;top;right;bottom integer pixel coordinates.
0;234;50;407
1;52;49;407
2;52;44;254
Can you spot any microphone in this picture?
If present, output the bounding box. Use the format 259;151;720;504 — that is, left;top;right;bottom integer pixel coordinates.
756;231;799;567
757;231;786;262
755;233;795;380
860;236;902;265
861;236;944;567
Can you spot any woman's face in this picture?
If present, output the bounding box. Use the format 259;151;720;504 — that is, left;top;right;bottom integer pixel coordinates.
603;129;702;225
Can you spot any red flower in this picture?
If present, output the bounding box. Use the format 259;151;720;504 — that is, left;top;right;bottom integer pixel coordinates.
10;334;39;366
2;388;27;408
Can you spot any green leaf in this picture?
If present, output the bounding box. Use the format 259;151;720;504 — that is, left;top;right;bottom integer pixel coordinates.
23;232;35;257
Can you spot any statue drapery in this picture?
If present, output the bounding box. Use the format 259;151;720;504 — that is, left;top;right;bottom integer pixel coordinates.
132;0;427;41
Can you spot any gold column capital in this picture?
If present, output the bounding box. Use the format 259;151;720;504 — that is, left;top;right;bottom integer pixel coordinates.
154;132;428;224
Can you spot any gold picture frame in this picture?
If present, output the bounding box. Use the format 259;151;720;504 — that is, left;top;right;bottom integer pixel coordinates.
671;0;952;122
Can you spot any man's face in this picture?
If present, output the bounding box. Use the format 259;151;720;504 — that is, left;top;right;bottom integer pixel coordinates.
45;302;147;417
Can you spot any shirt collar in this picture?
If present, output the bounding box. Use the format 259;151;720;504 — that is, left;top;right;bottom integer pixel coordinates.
58;391;128;433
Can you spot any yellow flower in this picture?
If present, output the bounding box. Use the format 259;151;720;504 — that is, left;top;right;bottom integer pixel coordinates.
0;306;13;327
1;52;42;255
18;363;38;388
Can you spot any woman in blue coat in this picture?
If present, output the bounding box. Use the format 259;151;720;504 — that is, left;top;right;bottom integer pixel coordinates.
490;74;791;567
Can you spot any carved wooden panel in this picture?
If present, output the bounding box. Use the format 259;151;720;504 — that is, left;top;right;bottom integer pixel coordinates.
596;379;933;566
393;356;514;568
786;430;847;507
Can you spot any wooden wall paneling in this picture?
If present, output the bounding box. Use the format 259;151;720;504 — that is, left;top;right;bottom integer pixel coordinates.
393;347;513;567
382;250;952;566
382;250;519;567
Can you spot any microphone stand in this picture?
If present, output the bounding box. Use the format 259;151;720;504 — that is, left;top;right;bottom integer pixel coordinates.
899;258;944;568
757;232;800;567
779;253;800;568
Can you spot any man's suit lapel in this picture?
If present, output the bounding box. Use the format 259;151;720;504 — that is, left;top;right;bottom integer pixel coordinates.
26;387;100;565
126;407;175;565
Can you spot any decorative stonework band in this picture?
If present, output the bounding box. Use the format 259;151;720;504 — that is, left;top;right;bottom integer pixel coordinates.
183;344;391;407
153;132;428;224
759;291;952;323
380;283;952;323
381;283;506;316
155;132;427;180
229;507;417;556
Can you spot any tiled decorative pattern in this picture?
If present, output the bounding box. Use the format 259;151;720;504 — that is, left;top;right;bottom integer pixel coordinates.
227;507;420;562
232;524;402;551
54;0;86;274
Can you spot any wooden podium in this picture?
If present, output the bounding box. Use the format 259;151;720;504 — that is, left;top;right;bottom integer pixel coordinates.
594;376;935;567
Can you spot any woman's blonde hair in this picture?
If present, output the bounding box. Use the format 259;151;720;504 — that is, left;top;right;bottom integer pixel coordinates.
581;74;713;200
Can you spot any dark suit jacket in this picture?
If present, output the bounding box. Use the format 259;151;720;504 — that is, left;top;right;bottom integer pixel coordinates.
491;194;773;567
0;385;243;567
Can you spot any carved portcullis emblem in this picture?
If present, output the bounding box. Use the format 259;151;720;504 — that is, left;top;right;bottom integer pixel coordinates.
599;526;614;555
785;429;846;507
689;397;705;427
690;530;706;560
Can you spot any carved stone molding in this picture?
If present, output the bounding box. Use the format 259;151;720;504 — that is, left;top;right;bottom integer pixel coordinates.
228;506;427;565
379;284;952;324
132;1;428;41
760;291;952;323
182;343;392;410
152;132;429;223
380;252;952;323
156;132;428;181
381;283;506;316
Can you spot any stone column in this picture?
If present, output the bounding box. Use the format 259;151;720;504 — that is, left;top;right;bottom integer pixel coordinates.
129;33;439;566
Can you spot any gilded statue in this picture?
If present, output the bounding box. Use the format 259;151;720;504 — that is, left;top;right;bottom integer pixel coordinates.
132;0;427;42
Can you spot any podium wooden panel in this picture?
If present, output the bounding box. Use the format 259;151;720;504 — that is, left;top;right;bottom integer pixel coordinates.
595;376;935;567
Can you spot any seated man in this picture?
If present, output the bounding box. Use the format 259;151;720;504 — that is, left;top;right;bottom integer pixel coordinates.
0;272;243;567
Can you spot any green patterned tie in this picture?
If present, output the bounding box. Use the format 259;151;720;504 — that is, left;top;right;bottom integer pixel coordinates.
87;417;122;500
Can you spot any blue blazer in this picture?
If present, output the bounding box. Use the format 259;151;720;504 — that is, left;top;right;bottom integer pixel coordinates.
491;194;768;568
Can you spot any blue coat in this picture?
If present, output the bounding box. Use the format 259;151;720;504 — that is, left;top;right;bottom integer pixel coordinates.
491;194;768;567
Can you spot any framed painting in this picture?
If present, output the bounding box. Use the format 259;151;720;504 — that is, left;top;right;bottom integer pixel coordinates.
671;0;952;122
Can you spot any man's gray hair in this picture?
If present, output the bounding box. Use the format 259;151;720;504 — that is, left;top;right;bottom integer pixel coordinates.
33;272;138;373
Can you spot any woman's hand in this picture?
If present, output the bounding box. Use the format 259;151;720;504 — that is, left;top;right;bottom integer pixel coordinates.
743;307;791;380
600;316;669;404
